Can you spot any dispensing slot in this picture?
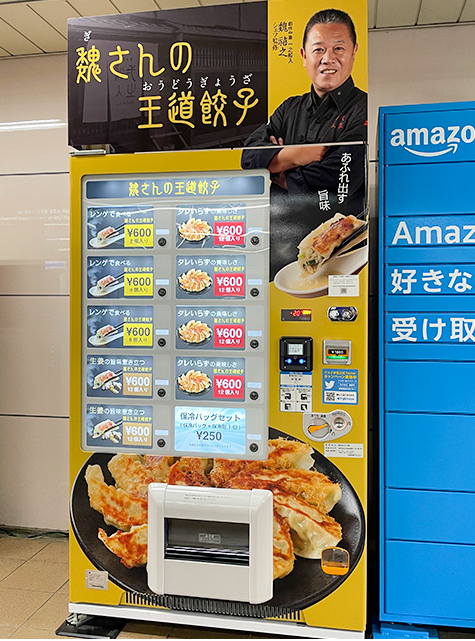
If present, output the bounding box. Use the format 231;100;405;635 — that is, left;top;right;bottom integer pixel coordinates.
165;518;250;565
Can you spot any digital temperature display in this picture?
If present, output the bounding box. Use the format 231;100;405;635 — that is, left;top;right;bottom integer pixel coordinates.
281;309;312;322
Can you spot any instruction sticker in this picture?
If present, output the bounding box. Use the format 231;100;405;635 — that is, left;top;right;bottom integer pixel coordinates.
280;372;312;412
323;369;358;404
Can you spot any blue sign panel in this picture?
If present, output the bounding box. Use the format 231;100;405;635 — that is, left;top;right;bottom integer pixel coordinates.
384;105;475;165
386;313;475;344
86;175;265;199
386;264;475;295
385;215;475;247
379;101;475;629
384;163;475;217
322;368;358;405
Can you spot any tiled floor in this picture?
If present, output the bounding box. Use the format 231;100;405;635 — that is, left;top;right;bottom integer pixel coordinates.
3;534;475;639
0;534;279;639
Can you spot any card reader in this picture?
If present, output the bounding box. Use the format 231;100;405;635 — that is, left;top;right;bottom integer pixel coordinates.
280;336;313;371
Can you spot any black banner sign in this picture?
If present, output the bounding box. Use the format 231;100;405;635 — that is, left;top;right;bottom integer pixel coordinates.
68;4;267;152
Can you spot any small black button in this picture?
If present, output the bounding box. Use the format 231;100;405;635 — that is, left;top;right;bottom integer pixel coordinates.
157;388;166;397
249;443;259;453
158;288;167;297
157;338;166;347
250;339;259;349
250;236;260;246
250;288;259;297
250;391;259;401
158;237;167;247
157;439;166;448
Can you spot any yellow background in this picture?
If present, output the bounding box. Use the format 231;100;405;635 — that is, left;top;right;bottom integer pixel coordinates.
268;0;368;112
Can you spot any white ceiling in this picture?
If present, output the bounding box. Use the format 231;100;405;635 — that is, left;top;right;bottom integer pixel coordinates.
0;0;473;58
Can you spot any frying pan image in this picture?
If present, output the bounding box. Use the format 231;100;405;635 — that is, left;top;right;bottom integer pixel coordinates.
70;428;365;612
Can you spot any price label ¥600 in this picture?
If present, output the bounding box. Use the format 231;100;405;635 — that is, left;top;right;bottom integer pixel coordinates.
123;323;153;346
124;224;154;248
214;324;245;349
214;273;245;297
124;273;154;296
213;375;245;400
123;372;153;396
213;221;245;246
122;422;152;447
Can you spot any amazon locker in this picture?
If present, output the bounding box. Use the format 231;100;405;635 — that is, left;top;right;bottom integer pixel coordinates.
379;101;475;629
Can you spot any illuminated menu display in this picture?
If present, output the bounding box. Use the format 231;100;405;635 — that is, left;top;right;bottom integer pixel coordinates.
81;170;269;458
175;407;246;455
176;306;246;351
176;255;246;299
176;203;246;249
176;357;245;403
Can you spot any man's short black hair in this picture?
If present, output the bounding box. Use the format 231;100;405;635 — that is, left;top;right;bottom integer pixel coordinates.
303;8;357;47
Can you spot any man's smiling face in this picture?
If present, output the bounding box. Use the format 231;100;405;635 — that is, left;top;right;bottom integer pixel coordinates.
301;23;357;98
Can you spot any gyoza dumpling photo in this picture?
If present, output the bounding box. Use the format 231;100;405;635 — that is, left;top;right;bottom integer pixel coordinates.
298;213;364;277
272;490;342;559
85;438;346;581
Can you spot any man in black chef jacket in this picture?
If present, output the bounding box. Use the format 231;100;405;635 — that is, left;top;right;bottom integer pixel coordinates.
241;8;367;278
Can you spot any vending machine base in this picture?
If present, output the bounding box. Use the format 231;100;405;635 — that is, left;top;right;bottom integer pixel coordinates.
56;613;126;639
68;603;365;639
372;622;438;639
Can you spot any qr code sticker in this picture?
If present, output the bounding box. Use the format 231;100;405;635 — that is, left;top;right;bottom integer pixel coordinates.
325;391;336;402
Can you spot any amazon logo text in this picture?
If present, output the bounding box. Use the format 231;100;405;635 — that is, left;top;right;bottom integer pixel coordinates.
390;125;475;157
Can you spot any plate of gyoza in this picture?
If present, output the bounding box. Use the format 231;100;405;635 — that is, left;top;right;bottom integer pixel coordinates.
70;429;365;611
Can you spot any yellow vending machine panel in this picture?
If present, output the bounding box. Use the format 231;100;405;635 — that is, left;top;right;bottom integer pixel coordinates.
69;146;367;637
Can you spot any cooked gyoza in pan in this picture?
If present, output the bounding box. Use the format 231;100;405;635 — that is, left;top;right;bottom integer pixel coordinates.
178;320;212;344
177;369;211;394
84;439;343;580
178;269;212;293
178;217;212;242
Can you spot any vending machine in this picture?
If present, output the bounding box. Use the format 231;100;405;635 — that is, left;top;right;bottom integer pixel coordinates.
68;1;369;637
